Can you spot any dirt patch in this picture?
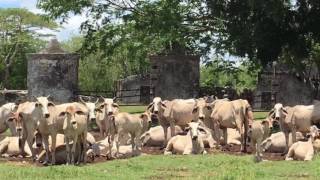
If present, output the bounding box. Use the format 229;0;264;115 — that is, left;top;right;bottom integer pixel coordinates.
0;131;285;167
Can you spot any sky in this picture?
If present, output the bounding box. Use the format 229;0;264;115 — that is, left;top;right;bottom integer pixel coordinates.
0;0;85;41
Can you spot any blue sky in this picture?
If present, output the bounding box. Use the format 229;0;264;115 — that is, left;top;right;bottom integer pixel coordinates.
0;0;83;41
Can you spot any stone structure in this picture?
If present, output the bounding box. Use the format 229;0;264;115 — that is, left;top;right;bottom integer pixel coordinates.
115;74;152;104
0;90;28;105
150;55;200;100
254;64;315;109
27;39;79;103
115;55;200;103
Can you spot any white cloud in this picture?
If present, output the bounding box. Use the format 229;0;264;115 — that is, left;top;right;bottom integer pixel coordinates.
20;0;85;41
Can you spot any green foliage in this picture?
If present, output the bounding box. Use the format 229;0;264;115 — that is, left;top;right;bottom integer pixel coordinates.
200;57;260;93
38;0;320;70
0;8;57;89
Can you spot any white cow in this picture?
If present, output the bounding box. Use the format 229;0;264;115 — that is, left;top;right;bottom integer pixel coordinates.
0;103;18;136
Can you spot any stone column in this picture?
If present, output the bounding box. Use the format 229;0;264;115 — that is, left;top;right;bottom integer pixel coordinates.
27;39;79;103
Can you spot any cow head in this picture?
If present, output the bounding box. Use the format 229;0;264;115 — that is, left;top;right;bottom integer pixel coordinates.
8;112;23;139
148;97;166;115
3;103;18;136
194;98;213;120
34;96;55;118
308;125;320;140
271;103;288;121
79;96;99;122
140;112;152;131
98;96;119;116
185;122;206;141
60;105;86;129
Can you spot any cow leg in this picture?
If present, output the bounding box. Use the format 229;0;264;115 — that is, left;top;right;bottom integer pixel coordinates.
170;121;175;138
26;133;35;161
113;133;120;158
292;125;297;144
237;121;246;152
82;132;87;164
162;125;168;148
65;136;70;165
285;144;297;161
71;135;78;165
107;134;114;159
255;139;262;162
19;131;28;157
213;122;221;144
51;133;57;165
42;135;50;165
243;120;248;153
283;132;290;156
130;133;136;152
222;128;228;146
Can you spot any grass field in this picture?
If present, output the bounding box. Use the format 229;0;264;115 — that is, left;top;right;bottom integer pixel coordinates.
3;108;309;180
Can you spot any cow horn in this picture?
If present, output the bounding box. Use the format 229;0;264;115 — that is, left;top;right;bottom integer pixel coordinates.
94;97;99;104
47;95;51;99
113;97;117;102
79;96;86;104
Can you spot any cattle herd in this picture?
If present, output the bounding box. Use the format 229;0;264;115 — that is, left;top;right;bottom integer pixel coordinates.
0;95;320;166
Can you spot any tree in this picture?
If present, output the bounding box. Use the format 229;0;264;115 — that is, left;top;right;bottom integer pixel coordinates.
0;8;57;88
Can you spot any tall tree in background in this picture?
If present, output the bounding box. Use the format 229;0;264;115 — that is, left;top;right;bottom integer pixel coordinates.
37;0;320;90
0;8;57;89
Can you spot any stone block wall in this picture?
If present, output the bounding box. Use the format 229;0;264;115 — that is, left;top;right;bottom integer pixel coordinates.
27;53;79;103
150;55;200;100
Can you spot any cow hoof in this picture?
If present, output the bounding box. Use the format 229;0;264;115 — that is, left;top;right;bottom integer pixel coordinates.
42;161;49;166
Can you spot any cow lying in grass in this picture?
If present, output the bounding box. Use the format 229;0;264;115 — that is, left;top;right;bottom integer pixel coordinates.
164;122;208;155
285;126;320;161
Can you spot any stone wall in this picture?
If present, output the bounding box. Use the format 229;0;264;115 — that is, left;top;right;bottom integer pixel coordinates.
115;74;151;104
27;39;79;103
254;71;314;109
150;55;200;100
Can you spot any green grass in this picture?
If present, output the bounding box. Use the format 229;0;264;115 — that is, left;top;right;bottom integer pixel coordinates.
119;105;146;114
253;111;268;120
1;154;320;179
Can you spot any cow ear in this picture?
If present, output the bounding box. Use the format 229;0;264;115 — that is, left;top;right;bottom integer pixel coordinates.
112;103;119;108
147;103;154;110
48;102;55;107
140;114;147;119
261;120;269;127
282;107;288;115
192;107;198;114
7;117;14;122
59;112;66;117
161;102;167;108
99;104;105;109
268;109;275;117
205;103;212;110
76;111;86;116
95;108;102;113
198;127;207;134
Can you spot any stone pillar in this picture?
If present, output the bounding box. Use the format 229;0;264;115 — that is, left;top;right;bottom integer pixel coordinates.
27;39;79;103
150;55;200;100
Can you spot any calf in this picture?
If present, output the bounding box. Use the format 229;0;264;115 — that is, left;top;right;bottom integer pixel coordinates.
61;105;88;165
248;119;272;162
95;97;119;137
110;112;151;158
164;122;207;155
285;126;319;161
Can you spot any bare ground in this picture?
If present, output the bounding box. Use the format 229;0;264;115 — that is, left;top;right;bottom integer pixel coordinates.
0;131;284;167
